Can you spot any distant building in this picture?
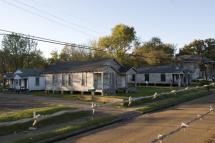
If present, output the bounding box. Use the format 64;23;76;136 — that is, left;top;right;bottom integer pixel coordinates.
136;65;192;86
176;55;215;80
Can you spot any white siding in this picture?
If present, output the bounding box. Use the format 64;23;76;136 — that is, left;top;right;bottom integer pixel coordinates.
28;76;45;91
136;73;173;84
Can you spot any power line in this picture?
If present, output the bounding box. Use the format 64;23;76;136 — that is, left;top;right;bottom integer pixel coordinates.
0;28;173;59
0;0;97;38
13;0;101;35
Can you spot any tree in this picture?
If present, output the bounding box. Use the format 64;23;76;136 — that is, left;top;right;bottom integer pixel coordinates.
92;24;137;65
48;50;60;65
133;37;175;66
179;38;215;60
179;39;205;56
59;45;92;62
1;33;46;72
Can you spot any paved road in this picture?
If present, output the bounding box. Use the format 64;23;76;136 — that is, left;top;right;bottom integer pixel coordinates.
57;94;215;143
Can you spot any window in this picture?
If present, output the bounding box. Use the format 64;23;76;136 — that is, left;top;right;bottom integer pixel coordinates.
52;75;55;85
52;75;58;85
161;74;166;82
68;74;72;86
81;73;84;85
35;77;40;86
145;74;149;82
62;74;65;86
81;73;87;86
19;79;21;86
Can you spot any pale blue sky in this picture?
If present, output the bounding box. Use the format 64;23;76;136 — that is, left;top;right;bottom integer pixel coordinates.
0;0;215;57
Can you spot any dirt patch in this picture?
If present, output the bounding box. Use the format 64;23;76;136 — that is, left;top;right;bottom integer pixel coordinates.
0;94;49;113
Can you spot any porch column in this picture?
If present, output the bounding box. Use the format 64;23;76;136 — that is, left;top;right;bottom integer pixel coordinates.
125;74;128;88
101;72;104;96
178;74;182;87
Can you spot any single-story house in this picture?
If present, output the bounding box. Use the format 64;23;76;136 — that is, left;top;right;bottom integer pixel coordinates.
176;55;215;80
43;58;136;95
3;69;45;91
136;65;192;86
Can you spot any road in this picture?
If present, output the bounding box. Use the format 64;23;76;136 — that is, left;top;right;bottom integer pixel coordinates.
57;94;215;143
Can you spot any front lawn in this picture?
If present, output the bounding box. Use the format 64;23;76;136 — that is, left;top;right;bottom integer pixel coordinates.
0;110;90;136
137;88;211;113
0;106;74;122
12;115;116;143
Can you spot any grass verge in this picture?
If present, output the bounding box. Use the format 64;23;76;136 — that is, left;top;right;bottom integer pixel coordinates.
12;115;116;143
137;89;211;113
0;106;74;122
0;110;90;136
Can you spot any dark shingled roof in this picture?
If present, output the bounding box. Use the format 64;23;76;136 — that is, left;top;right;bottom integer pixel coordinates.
137;65;187;74
43;58;133;74
4;68;43;79
17;68;43;77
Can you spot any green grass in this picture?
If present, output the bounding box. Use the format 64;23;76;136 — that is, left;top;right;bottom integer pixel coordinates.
0;106;74;122
103;86;183;99
31;91;80;100
137;88;211;113
0;110;90;136
12;115;116;143
31;87;182;100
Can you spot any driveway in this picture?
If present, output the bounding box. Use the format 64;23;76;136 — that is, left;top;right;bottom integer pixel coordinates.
57;94;215;143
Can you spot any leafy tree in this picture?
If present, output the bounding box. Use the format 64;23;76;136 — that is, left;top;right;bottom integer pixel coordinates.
92;24;137;65
1;33;46;72
48;50;60;65
179;39;205;56
59;45;92;62
133;37;175;66
179;38;215;60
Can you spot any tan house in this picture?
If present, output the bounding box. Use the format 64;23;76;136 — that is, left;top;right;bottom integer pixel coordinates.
136;65;192;86
43;58;136;95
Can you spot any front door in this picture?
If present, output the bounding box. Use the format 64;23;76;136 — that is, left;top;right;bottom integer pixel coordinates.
94;73;102;89
24;79;27;89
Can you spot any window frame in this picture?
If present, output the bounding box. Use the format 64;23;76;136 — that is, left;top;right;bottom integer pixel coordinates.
161;73;166;82
35;77;40;86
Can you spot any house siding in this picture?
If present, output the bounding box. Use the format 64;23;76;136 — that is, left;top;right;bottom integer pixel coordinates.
137;73;175;84
28;76;45;91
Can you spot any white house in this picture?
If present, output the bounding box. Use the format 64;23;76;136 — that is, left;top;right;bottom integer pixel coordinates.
136;65;192;86
3;69;45;91
176;55;215;80
43;58;137;95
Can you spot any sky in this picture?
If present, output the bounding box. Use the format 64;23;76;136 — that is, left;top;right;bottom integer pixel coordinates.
0;0;215;57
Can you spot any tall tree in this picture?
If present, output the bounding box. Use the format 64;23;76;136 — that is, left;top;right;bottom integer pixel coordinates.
59;45;92;62
1;33;46;72
133;37;175;66
179;38;215;60
92;24;137;65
